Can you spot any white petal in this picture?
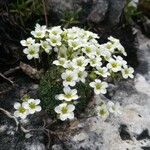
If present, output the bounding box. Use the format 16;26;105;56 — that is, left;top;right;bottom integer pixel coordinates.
35;106;42;112
14;111;20;117
27;55;33;60
29;109;35;114
60;114;68;121
89;82;95;88
67;104;75;112
28;99;34;103
20;114;27;119
64;87;70;93
35;99;40;105
14;102;21;109
22;102;29;109
23;48;28;54
68;112;74;119
54;106;61;113
94;89;100;95
57;94;65;100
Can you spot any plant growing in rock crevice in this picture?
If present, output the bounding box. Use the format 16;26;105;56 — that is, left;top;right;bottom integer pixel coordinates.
18;24;134;121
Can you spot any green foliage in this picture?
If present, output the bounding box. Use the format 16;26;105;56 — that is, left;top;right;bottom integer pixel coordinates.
124;0;141;24
9;0;44;29
38;65;93;118
60;8;82;28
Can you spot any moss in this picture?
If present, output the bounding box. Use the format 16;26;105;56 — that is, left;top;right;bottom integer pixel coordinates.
38;65;93;119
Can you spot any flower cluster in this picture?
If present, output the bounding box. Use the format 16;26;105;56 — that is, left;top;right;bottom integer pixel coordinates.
14;98;41;119
96;101;122;120
21;24;134;121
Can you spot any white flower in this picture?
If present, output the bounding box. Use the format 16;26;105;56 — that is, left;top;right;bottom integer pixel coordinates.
107;101;122;116
72;56;89;71
23;99;41;114
35;23;46;31
48;26;63;36
97;104;109;120
56;45;68;58
14;102;29;119
95;67;110;78
116;44;127;56
107;58;122;72
31;28;46;39
54;103;75;121
47;35;61;47
108;36;119;44
61;70;77;87
82;44;96;58
53;58;69;68
85;31;99;39
89;57;102;67
76;69;88;83
20;37;35;47
68;39;82;50
121;66;134;79
89;79;108;94
23;44;40;60
41;41;52;53
57;87;79;101
103;42;115;53
115;56;127;67
101;50;112;61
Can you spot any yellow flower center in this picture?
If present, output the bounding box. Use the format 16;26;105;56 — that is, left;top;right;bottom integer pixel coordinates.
18;107;26;114
61;107;68;114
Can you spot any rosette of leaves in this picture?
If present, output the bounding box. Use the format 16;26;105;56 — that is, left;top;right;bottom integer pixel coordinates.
38;65;93;118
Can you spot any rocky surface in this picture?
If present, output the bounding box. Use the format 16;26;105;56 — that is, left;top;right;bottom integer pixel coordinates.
47;0;125;25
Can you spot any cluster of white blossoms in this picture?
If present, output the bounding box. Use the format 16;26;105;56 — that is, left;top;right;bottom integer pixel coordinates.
97;101;122;120
21;24;134;121
14;98;41;119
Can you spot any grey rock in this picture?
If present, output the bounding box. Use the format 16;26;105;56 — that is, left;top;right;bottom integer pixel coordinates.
46;0;124;25
87;0;109;23
52;144;63;150
108;0;126;25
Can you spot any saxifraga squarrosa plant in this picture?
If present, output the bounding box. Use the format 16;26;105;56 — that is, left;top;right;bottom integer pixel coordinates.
15;24;134;121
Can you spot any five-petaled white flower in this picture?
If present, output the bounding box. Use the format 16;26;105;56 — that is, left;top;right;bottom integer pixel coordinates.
23;99;41;114
89;79;108;94
82;44;96;58
107;101;122;116
96;104;109;120
68;39;82;50
57;87;79;101
95;67;110;78
89;57;102;67
48;26;63;36
14;102;29;119
20;37;35;47
53;58;69;68
47;35;61;47
107;58;122;72
121;66;134;79
103;42;115;53
61;70;77;87
76;69;88;83
31;24;46;39
72;56;89;71
41;41;52;53
23;44;40;60
54;103;75;121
